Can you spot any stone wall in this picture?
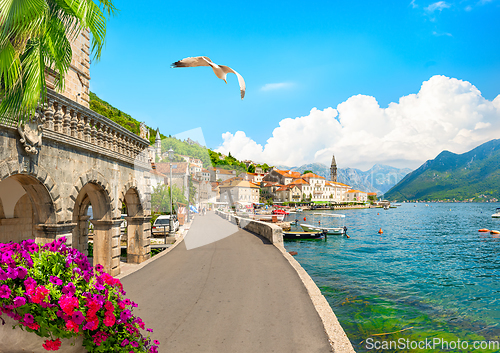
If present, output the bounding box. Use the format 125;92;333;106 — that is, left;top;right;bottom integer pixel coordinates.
0;89;152;276
215;210;283;244
46;30;90;108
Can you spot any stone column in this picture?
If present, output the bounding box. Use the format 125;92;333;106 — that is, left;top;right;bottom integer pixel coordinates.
90;219;122;276
125;216;151;264
35;223;77;245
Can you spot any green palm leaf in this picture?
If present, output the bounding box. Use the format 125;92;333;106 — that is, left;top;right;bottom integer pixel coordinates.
0;0;116;124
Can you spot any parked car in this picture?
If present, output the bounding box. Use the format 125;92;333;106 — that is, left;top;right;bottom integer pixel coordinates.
152;215;179;236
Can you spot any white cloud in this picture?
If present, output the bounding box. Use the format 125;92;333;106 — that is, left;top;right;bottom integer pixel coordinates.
260;82;294;91
425;1;451;12
432;31;453;36
410;0;418;8
215;75;500;170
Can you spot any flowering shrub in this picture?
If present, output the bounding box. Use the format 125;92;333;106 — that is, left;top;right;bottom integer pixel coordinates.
0;238;159;352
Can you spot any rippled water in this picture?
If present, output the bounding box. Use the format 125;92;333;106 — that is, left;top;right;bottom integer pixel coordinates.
283;203;500;352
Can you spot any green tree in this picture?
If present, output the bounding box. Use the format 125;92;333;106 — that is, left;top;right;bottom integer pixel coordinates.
151;184;187;214
247;164;256;173
303;170;313;174
0;0;117;124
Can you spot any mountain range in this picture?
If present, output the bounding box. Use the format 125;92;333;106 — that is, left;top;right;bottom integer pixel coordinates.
275;163;412;195
384;139;500;201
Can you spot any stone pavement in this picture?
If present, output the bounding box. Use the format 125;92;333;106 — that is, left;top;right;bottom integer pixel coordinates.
120;211;334;353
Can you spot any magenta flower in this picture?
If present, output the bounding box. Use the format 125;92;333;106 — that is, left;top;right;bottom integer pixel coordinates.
72;311;85;325
121;339;129;347
50;276;63;286
0;284;11;298
23;313;35;325
13;296;26;308
17;266;27;279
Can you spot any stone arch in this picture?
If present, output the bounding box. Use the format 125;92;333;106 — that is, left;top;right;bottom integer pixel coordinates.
71;169;120;275
118;181;146;217
118;182;151;264
0;161;58;243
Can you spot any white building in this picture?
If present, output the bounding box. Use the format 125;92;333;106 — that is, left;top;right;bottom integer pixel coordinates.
219;180;259;207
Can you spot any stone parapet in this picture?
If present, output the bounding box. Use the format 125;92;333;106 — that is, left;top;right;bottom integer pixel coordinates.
215;210;283;244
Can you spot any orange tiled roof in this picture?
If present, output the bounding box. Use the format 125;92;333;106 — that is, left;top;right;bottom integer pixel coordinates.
289;179;309;185
301;173;325;179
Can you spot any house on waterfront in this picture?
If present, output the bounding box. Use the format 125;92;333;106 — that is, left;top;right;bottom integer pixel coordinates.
262;168;300;185
346;189;368;202
219;180;260;207
275;184;302;203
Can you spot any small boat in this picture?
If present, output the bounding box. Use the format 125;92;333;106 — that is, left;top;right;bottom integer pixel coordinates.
490;230;500;235
283;230;325;240
313;213;345;218
492;208;500;218
478;228;490;232
252;214;285;221
300;223;345;235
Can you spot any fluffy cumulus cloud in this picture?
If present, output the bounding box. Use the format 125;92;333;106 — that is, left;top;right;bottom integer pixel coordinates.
216;75;500;170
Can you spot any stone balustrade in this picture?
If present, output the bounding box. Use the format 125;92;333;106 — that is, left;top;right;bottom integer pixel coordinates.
2;89;150;167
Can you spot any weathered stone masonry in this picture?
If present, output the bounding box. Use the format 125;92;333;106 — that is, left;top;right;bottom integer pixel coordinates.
0;89;152;276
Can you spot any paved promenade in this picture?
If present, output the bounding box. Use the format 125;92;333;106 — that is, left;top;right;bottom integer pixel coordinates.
120;212;333;353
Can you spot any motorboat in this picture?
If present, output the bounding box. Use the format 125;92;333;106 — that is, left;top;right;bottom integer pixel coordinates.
283;230;326;240
300;223;345;235
252;213;285;222
492;208;500;218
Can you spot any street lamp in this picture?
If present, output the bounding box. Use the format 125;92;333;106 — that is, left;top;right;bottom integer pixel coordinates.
168;148;174;237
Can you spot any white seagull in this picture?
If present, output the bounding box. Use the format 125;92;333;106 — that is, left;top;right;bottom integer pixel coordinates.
171;56;246;99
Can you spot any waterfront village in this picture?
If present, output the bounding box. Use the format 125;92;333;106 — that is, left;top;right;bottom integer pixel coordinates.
145;131;378;223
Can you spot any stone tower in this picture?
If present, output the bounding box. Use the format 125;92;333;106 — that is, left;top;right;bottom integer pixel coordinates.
330;154;337;182
46;29;90;107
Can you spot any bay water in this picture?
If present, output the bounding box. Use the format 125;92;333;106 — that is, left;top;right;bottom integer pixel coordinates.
283;203;500;352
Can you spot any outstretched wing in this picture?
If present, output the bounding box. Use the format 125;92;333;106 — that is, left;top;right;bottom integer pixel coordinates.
171;56;213;68
220;65;246;100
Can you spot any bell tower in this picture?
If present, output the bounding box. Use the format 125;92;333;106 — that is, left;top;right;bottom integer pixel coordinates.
330;155;337;182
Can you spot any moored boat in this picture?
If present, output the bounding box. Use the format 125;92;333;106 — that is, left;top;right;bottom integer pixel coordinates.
283;230;326;239
492;208;500;218
300;223;345;235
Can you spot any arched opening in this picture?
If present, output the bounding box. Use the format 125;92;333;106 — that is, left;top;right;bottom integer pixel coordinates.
121;187;149;264
0;174;55;243
72;182;119;275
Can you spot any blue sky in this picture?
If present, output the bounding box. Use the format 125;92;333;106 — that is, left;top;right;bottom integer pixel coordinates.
90;0;500;170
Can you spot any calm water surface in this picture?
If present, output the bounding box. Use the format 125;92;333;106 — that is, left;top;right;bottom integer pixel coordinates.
283;203;500;352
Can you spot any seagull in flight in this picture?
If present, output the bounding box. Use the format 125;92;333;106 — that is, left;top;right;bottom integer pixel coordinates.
171;56;246;99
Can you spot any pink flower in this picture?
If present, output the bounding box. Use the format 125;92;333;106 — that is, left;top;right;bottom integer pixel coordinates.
66;320;79;333
58;295;79;315
42;338;61;351
103;313;116;327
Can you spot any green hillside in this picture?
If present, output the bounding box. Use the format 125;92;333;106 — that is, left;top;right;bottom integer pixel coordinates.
89;92;252;172
385;139;500;201
89;92;163;145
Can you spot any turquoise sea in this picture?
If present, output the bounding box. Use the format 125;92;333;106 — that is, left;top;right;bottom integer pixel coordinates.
283;203;500;352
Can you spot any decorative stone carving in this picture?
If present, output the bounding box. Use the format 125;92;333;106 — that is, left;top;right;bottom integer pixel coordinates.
17;107;45;155
139;122;149;140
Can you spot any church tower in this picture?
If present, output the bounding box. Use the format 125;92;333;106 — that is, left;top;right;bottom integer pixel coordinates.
155;128;161;158
330;154;337;182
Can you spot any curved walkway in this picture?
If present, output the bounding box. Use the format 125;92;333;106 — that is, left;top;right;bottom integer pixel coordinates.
120;212;333;353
